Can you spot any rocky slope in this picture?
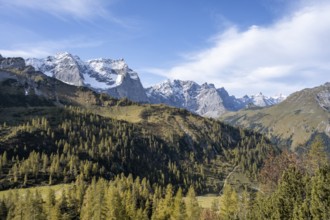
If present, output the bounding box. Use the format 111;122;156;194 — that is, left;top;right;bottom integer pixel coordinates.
26;52;148;102
221;83;330;150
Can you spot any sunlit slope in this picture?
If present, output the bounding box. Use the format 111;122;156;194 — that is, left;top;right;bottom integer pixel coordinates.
221;83;330;150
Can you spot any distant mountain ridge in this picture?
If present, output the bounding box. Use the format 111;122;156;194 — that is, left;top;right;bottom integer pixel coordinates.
25;52;285;117
146;79;286;117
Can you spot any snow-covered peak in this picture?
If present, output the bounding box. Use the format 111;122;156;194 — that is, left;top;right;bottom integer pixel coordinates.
87;58;139;81
55;51;72;59
273;93;287;102
26;58;45;72
240;92;287;107
26;52;148;102
88;58;127;70
147;79;199;97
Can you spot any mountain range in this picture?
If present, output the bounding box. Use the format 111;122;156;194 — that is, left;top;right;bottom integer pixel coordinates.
25;52;285;117
146;80;286;117
2;53;328;151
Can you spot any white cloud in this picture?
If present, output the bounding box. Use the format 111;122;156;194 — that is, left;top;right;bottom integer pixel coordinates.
157;1;330;96
0;49;49;58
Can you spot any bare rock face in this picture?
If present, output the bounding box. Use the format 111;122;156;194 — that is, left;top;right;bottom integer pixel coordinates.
87;58;148;102
26;52;85;86
146;80;227;117
0;57;26;70
316;83;330;112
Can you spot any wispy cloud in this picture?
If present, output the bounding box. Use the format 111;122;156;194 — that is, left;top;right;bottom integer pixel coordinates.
1;0;107;18
155;1;330;96
0;0;117;21
0;38;104;58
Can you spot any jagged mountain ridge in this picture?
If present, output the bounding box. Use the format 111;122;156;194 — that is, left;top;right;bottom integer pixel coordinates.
26;52;148;102
25;52;285;117
146;79;286;117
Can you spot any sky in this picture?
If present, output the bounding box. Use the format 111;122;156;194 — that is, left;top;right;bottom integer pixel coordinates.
0;0;329;97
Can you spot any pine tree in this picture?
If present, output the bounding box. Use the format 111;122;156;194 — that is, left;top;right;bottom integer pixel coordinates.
45;188;56;217
30;190;45;220
106;185;126;220
171;188;186;220
306;136;329;175
220;184;238;220
152;184;174;220
185;186;200;220
0;200;7;220
310;166;330;219
238;187;250;220
272;167;305;219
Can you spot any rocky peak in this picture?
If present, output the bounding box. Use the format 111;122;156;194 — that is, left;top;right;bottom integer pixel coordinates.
146;79;226;117
0;56;26;70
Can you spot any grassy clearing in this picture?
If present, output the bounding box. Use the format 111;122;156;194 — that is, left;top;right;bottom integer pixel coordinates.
96;105;145;123
195;166;258;209
0;184;70;200
196;194;220;209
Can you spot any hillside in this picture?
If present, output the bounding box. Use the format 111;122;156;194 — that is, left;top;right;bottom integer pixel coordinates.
221;83;330;151
0;57;275;194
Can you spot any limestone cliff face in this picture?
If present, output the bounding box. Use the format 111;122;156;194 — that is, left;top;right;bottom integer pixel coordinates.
146;80;227;118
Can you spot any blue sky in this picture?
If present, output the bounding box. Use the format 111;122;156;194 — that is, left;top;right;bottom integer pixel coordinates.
0;0;329;96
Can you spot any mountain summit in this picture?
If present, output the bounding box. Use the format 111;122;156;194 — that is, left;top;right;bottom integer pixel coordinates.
26;52;148;102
